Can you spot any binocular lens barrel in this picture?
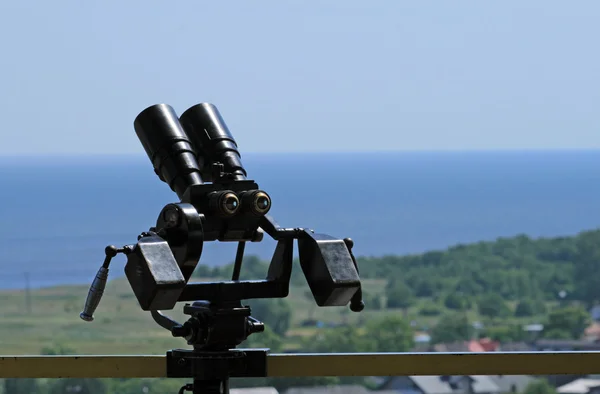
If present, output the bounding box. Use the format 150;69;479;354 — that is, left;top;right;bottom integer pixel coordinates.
180;103;247;181
134;104;204;199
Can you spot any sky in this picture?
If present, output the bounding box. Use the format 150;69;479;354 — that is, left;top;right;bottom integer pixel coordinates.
0;1;598;155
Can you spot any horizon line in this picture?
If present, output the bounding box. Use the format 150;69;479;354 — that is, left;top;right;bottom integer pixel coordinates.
1;147;600;158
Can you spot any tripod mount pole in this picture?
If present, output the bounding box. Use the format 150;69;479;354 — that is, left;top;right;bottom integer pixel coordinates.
152;301;268;394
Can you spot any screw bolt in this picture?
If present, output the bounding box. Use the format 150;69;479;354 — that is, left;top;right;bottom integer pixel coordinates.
163;207;180;227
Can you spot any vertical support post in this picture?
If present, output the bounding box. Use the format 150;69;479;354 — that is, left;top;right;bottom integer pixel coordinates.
24;272;32;315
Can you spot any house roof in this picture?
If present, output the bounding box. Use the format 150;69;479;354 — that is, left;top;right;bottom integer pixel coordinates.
381;375;500;394
433;342;471;352
470;375;502;393
284;385;370;394
476;338;500;352
469;342;486;352
524;324;544;332
230;388;279;394
535;340;600;350
433;339;499;353
413;343;434;352
499;342;533;352
585;323;600;336
558;379;600;394
411;376;455;394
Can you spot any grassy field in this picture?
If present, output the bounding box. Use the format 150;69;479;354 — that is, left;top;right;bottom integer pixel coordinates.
0;277;391;355
0;276;550;355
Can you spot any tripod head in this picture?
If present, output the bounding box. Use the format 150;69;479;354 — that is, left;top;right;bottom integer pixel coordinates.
79;102;364;393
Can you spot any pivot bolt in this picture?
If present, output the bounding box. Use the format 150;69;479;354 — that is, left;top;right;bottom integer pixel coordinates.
163;207;180;228
171;324;191;338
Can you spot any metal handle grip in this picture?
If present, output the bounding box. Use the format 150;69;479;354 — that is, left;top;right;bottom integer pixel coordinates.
79;267;109;322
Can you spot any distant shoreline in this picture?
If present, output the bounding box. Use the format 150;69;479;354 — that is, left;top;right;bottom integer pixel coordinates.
1;148;600;160
4;226;599;292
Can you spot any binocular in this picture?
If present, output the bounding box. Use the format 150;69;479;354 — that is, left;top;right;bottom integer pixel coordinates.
81;102;363;322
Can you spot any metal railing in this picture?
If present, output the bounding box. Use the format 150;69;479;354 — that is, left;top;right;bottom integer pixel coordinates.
1;352;600;379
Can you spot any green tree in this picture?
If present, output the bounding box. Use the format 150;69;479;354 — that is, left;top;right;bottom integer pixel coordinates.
385;280;415;311
106;378;188;394
484;324;528;343
366;315;414;352
419;301;442;316
308;325;375;353
430;313;473;344
210;265;223;278
543;306;590;340
239;255;268;279
515;299;536;317
290;258;306;286
535;299;548;315
244;325;284;352
363;291;382;310
514;299;546;317
304;290;317;320
542;328;572;339
192;264;214;278
444;293;467;310
4;378;40;394
573;231;600;306
478;293;511;319
413;277;437;297
41;343;77;355
455;277;484;297
246;298;292;337
355;229;600;310
48;378;106;394
305;316;414;353
522;380;557;394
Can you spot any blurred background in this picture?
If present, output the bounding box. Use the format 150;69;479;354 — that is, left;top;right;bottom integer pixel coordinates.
1;1;600;393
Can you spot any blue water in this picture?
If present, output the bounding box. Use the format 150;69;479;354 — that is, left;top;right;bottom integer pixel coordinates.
1;150;599;289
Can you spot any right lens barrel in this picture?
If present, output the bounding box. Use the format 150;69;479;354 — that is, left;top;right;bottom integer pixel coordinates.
179;103;247;181
134;104;204;200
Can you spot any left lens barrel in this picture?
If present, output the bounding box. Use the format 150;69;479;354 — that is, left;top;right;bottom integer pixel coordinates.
134;104;204;199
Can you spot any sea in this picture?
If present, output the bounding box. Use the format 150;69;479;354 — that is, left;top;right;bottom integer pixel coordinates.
1;150;599;290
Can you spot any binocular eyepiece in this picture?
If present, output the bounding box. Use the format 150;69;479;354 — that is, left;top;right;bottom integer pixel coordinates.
208;191;240;217
205;190;271;218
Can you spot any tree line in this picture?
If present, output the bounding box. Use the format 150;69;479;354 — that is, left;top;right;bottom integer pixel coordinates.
359;229;600;307
196;229;600;308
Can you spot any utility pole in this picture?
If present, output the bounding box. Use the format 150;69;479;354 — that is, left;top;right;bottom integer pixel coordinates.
24;272;32;315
